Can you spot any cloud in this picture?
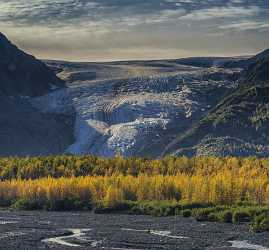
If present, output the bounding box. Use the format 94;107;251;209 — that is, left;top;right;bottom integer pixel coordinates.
0;1;265;29
0;0;104;28
113;8;187;28
164;0;195;3
230;0;244;3
180;5;260;21
0;0;268;61
219;20;269;31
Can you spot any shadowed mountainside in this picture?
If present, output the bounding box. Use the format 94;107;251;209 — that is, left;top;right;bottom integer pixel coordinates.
0;33;74;156
0;32;64;97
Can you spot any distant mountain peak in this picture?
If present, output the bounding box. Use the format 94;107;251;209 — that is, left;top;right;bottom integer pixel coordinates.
0;32;7;41
0;32;13;54
257;48;269;56
247;48;269;65
243;50;269;83
0;32;65;97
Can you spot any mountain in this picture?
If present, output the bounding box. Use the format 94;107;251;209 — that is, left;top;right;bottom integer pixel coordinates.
163;52;269;157
0;94;75;156
1;32;268;158
247;49;269;65
0;32;64;96
174;56;249;68
0;33;74;156
223;49;269;69
243;57;269;83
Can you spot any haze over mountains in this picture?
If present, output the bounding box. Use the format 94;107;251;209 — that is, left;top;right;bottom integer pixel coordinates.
0;32;269;157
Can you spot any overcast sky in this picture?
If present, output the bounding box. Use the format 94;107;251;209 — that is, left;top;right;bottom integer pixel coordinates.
0;0;269;61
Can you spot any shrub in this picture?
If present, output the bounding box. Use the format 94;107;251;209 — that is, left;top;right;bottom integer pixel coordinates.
251;214;269;232
245;207;269;217
95;201;135;214
217;210;233;223
232;210;251;224
11;198;43;210
152;202;177;216
193;208;218;222
129;201;178;216
46;196;89;211
182;209;192;217
181;202;213;210
193;206;227;222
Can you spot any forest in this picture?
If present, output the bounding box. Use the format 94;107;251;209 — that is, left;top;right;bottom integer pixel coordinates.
0;155;268;232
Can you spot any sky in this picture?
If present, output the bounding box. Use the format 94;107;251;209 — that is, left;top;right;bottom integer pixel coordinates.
0;0;269;61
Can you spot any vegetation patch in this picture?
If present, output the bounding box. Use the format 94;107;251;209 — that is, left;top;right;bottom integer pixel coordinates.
251;214;269;232
11;198;44;210
0;155;268;232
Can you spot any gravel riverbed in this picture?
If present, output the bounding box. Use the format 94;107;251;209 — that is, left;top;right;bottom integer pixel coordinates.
0;210;268;250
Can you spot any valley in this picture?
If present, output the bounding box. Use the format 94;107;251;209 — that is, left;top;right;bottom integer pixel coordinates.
0;0;269;247
2;31;269;158
0;33;269;249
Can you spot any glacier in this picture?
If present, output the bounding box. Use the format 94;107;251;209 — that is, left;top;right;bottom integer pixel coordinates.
32;60;240;157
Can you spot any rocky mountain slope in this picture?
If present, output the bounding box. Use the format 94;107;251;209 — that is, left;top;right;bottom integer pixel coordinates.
163;50;269;157
0;33;74;156
0;33;64;97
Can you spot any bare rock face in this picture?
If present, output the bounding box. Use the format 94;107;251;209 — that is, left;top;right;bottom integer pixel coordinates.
0;32;64;96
